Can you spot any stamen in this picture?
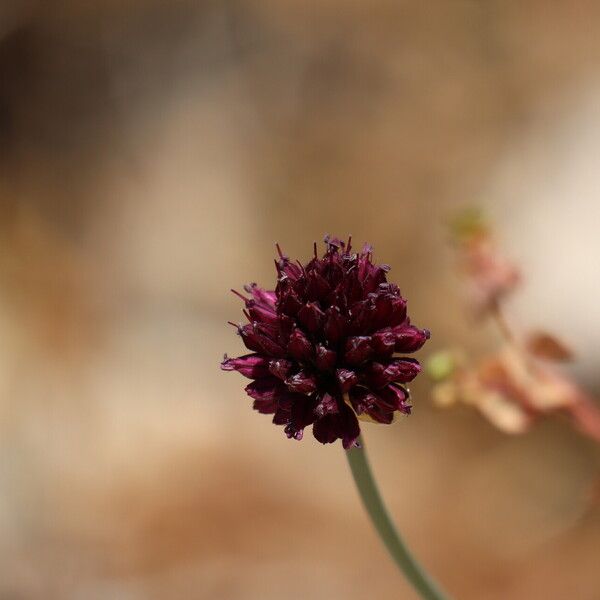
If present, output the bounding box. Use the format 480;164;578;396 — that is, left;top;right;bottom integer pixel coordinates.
231;289;249;302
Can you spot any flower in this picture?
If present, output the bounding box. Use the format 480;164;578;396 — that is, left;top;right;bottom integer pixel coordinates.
429;347;600;442
221;236;430;448
430;208;600;444
450;208;521;313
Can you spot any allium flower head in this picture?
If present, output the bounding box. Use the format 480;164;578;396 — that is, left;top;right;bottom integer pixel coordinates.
222;236;430;448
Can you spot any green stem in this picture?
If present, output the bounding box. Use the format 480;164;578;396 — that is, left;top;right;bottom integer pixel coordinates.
346;436;451;600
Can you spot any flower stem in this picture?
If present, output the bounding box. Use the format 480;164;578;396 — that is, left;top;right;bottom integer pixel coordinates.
346;436;451;600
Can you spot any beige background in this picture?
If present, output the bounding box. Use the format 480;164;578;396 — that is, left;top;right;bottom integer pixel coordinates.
1;2;599;598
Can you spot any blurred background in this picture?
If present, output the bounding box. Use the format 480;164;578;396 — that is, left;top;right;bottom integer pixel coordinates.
1;1;600;598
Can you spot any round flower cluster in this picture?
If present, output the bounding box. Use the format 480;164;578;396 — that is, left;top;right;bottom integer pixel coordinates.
222;236;430;448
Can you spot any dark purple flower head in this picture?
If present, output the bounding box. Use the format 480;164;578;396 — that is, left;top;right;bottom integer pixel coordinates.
222;236;430;449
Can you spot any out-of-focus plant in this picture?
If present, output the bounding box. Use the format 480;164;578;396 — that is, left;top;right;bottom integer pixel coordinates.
427;208;600;442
